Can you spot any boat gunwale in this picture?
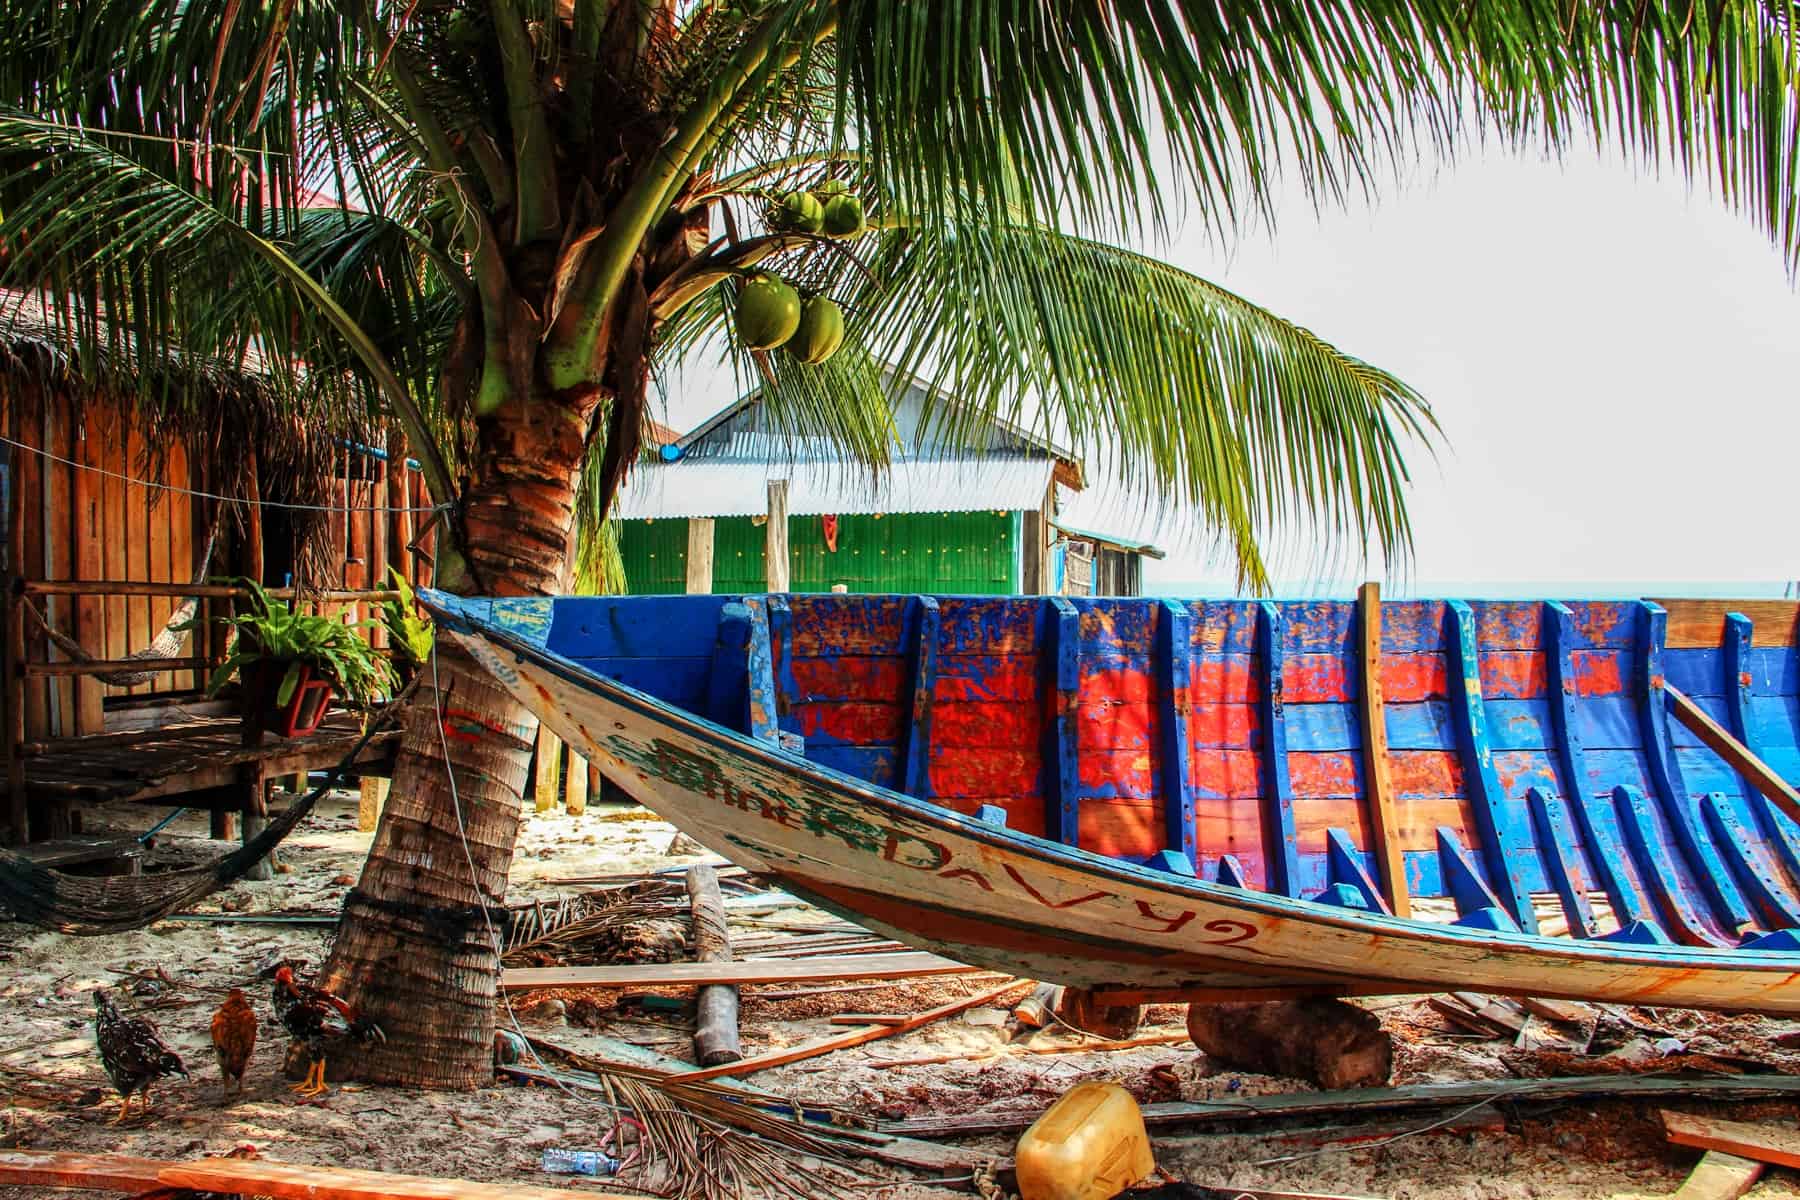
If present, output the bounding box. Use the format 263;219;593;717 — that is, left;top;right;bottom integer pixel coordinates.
424;590;1800;975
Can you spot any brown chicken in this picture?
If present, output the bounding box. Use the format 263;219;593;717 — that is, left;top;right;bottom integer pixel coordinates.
209;988;257;1098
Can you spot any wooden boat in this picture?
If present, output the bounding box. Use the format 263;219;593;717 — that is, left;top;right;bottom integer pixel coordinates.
423;589;1800;1012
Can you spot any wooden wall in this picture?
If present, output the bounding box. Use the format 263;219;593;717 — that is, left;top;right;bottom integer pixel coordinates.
2;380;434;741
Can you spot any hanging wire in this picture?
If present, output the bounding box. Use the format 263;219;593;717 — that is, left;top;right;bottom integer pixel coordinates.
0;432;450;515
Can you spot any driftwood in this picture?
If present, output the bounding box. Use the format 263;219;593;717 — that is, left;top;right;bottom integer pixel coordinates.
1186;998;1391;1089
685;864;743;1066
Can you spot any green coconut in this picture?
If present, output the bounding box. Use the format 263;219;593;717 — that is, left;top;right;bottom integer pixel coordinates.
774;190;824;233
821;193;866;238
788;297;846;365
735;272;802;349
814;178;850;198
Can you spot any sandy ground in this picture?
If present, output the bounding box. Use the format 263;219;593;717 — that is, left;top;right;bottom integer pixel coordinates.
4;795;1800;1200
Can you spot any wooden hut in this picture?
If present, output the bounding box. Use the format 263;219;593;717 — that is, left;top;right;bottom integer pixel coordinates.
0;298;429;851
616;370;1162;597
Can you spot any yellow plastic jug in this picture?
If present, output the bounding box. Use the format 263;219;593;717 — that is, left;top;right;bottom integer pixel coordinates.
1015;1081;1156;1200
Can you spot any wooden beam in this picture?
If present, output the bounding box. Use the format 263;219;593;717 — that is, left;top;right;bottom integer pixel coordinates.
502;951;981;992
1445;600;1536;932
532;725;563;813
899;596;940;798
1255;601;1301;896
1355;582;1408;916
358;775;390;832
1046;596;1080;845
0;1151;166;1192
23;656;223;678
1634;603;1751;935
1668;682;1800;829
667;979;1027;1083
1662;1111;1800;1171
764;479;789;592
1157;600;1197;866
685;517;715;594
23;581;403;601
1721;613;1800;882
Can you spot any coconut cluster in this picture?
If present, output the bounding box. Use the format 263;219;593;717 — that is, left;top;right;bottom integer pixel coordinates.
767;178;866;239
734;273;845;364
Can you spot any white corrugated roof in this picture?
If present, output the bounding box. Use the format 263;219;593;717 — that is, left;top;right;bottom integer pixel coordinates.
613;457;1056;520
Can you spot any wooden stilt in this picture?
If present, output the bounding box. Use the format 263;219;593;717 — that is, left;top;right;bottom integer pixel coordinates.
358;776;390;832
532;725;562;814
564;749;588;815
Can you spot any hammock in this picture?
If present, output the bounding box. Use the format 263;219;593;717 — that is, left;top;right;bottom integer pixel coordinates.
0;678;416;935
22;514;221;688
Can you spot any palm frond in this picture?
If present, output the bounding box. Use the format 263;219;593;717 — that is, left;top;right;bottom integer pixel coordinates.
833;1;1800;267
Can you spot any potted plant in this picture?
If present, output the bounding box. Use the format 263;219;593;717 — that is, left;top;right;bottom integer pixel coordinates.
204;579;397;738
378;567;434;686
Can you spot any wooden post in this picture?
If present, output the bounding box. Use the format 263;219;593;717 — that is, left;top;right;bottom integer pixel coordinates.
72;427;103;735
0;448;24;845
532;725;562;813
685;518;715;594
358;776;390;832
240;763;272;881
1356;581;1410;917
685;864;744;1066
764;480;789;592
564;747;589;815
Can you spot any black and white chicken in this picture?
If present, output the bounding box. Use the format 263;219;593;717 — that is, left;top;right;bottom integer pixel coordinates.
93;989;187;1122
271;965;384;1096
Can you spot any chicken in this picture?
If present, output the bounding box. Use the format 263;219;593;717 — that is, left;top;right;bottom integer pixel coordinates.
271;965;384;1097
209;988;257;1098
93;989;187;1123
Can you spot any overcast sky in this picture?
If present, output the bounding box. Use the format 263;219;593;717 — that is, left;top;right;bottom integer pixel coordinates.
656;143;1800;599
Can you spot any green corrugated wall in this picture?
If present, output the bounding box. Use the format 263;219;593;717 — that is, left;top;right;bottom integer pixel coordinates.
619;511;1022;594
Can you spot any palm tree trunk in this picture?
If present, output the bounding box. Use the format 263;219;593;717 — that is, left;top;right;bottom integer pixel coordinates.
316;385;595;1088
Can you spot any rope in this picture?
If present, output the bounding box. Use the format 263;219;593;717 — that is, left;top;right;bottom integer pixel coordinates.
20;514;222;687
0;675;421;934
0;433;450;515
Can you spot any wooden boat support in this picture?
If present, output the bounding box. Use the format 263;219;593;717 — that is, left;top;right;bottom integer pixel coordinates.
425;589;1800;1013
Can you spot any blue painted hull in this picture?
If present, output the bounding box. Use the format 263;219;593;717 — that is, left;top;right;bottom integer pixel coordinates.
426;590;1800;1009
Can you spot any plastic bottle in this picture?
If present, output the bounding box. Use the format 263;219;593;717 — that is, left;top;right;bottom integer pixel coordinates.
1014;1081;1155;1200
540;1148;621;1176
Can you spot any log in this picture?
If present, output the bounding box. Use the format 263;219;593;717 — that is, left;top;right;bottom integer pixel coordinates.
1055;985;1142;1039
685;864;743;1066
1185;998;1392;1089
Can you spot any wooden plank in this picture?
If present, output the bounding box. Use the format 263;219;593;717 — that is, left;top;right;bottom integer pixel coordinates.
124;420;150;696
1635;602;1752;936
667;979;1027;1083
1668;682;1800;830
1445;599;1536;932
1357;582;1409;916
0;1150;167;1192
1157;599;1197;865
14;386;44;733
1668;1151;1764;1200
1662;1111;1800;1171
369;460;388;648
70;413;103;734
1545;602;1651;929
44;391;72;733
1256;601;1301;896
765;479;789;592
1654;598;1800;649
1046;596;1080;844
685;516;715;593
99;416;125;699
24;656;219;677
161;1156;644;1200
501;951;982;992
899;596;940;798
